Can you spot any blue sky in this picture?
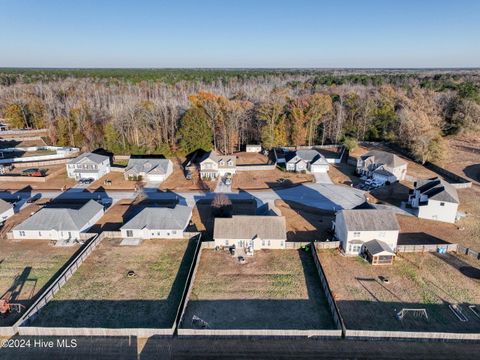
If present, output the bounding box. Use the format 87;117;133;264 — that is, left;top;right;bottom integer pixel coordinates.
0;0;479;68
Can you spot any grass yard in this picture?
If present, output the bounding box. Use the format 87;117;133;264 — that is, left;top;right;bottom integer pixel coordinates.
443;134;480;185
0;239;79;326
160;159;215;192
181;249;336;330
29;237;197;329
275;200;334;242
318;249;480;332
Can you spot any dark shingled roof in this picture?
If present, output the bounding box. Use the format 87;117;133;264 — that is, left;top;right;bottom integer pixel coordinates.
339;209;400;232
361;150;407;168
415;177;459;204
364;239;395;255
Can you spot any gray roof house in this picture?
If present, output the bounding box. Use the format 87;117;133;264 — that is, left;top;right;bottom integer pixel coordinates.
66;152;111;181
214;215;287;250
334;209;400;263
0;199;14;222
408;177;459;223
199;151;236;179
120;205;192;239
124;158;173;182
12;200;104;241
286;150;329;173
357;150;407;183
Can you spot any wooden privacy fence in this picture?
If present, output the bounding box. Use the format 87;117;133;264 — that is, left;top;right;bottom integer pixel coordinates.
236;164;276;171
18;233;203;337
457;245;480;260
345;329;480;341
311;243;346;334
316;241;340;250
396;244;458;253
15;233;103;333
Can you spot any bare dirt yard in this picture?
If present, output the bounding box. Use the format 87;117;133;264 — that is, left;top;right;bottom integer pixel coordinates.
318;249;480;332
235;152;269;165
0;239;79;326
160;158;215;192
443;134;480;184
0;166;75;191
190;199;256;240
29;237;197;329
232;168;313;190
88;199;134;233
87;172;137;191
275;200;334;242
181;249;336;330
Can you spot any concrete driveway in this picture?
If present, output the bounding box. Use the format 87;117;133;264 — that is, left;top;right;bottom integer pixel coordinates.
313;172;333;184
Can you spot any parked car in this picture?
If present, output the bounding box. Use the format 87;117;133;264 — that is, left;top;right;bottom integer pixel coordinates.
22;168;46;177
82;178;94;184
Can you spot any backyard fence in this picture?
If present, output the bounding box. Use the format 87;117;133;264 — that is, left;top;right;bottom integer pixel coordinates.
344;329;480;342
15;233;102;333
0;129;48;136
315;241;340;250
457;245;480;260
236;164;276;171
396;244;458;253
311;243;346;334
0;165;68;183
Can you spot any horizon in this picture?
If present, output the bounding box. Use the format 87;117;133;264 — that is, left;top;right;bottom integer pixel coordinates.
1;0;480;68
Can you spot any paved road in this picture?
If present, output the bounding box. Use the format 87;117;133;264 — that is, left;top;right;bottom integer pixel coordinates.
1;336;479;360
0;182;366;211
313;172;333;184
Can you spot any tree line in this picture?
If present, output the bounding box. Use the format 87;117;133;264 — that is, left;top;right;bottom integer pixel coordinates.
0;69;479;164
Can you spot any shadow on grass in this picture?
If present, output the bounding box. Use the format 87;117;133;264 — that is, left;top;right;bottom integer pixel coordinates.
24;236;199;329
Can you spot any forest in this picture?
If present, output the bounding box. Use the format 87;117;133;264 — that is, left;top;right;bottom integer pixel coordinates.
0;68;479;164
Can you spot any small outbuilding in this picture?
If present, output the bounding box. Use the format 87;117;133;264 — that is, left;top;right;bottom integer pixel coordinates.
363;239;396;265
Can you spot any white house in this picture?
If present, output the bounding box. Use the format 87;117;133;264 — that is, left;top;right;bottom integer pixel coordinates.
407;177;459;223
334;209;400;264
246;144;262;153
214;215;287;251
285;150;329;173
12;200;104;241
356;150;407;184
199;151;236;179
0;199;14;223
120;205;192;239
124;158;173;182
67;152;111;180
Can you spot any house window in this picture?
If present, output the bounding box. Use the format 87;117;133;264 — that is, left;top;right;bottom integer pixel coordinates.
157;232;161;236
225;240;229;246
440;202;445;206
262;240;265;246
152;232;155;236
267;240;271;246
20;231;25;237
126;230;133;237
353;231;361;238
379;231;386;238
280;241;284;247
39;232;42;236
352;245;361;253
172;230;177;234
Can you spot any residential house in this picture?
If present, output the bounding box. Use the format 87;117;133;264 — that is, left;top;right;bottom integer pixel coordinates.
66;152;111;180
124;158;173;182
246;144;262;153
356;150;407;184
334;209;400;264
407;177;459;223
0;199;14;222
12;200;104;241
285;150;329;173
199;151;236;179
214;215;287;251
120;205;192;239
